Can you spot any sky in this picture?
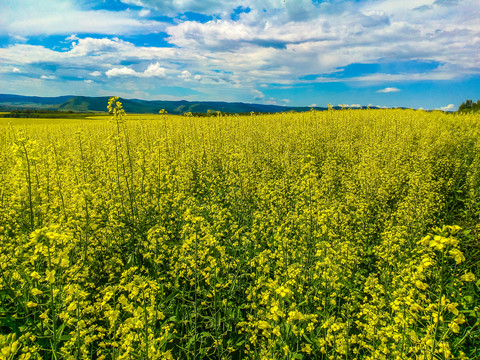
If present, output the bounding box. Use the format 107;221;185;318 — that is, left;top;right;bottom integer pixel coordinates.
0;0;479;110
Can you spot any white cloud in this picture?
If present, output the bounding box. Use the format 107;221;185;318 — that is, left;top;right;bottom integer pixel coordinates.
439;104;455;111
305;70;459;84
139;9;151;17
65;34;79;41
194;74;202;80
367;103;388;108
68;37;135;57
119;0;229;16
0;66;20;73
362;0;434;14
0;0;166;36
165;18;336;50
106;67;138;77
12;34;28;42
377;87;401;93
159;0;479;85
40;75;56;79
339;104;362;108
179;70;192;80
84;79;93;83
143;63;167;78
253;89;265;100
89;71;102;77
106;62;166;78
309;103;317;107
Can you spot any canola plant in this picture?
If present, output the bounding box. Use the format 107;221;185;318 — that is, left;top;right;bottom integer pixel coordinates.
0;99;479;359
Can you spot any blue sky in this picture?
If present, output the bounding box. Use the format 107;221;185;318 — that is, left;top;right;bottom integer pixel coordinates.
0;0;479;110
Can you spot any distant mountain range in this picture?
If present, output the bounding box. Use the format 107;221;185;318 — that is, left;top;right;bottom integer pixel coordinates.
0;94;378;114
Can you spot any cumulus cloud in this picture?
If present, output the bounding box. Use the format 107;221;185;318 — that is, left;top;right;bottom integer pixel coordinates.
178;71;203;82
143;63;167;78
439;104;455;111
0;37;189;81
339;104;362;108
84;79;93;83
68;37;135;57
165;18;336;50
40;75;56;79
377;87;401;93
3;2;479;86
179;70;192;80
158;0;479;85
106;62;166;78
106;67;137;77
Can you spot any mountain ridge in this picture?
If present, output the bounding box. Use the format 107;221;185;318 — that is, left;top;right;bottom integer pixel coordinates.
0;94;380;114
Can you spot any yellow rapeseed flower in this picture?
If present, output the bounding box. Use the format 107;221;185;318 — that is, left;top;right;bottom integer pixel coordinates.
45;269;55;284
460;272;476;282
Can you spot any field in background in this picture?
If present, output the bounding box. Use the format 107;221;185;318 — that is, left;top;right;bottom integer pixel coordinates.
1;109;479;359
0;114;180;126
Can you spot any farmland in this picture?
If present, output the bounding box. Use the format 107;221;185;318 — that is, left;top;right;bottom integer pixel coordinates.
0;104;479;359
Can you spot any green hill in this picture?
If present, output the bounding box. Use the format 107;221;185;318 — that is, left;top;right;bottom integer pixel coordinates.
0;94;345;114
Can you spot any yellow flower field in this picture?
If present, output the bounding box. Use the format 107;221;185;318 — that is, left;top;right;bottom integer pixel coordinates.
0;100;479;359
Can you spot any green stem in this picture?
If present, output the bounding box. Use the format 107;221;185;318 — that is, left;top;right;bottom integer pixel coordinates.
47;241;58;359
21;142;34;230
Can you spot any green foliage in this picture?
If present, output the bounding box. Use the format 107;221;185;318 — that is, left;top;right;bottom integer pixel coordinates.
0;109;98;119
458;99;480;113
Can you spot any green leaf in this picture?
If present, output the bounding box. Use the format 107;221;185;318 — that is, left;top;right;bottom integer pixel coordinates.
235;339;245;347
302;333;312;343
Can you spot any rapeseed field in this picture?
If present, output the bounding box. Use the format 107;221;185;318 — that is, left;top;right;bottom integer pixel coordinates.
1;98;479;359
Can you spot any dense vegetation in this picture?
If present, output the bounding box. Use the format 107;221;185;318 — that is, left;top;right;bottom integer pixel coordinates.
458;100;480;113
0;102;479;359
0;110;101;119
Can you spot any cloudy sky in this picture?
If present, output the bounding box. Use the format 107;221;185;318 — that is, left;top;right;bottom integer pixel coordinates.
0;0;479;109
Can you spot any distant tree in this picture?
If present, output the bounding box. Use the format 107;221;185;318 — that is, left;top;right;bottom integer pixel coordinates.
458;99;480;113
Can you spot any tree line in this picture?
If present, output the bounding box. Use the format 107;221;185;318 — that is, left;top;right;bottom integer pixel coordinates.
458;99;480;113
